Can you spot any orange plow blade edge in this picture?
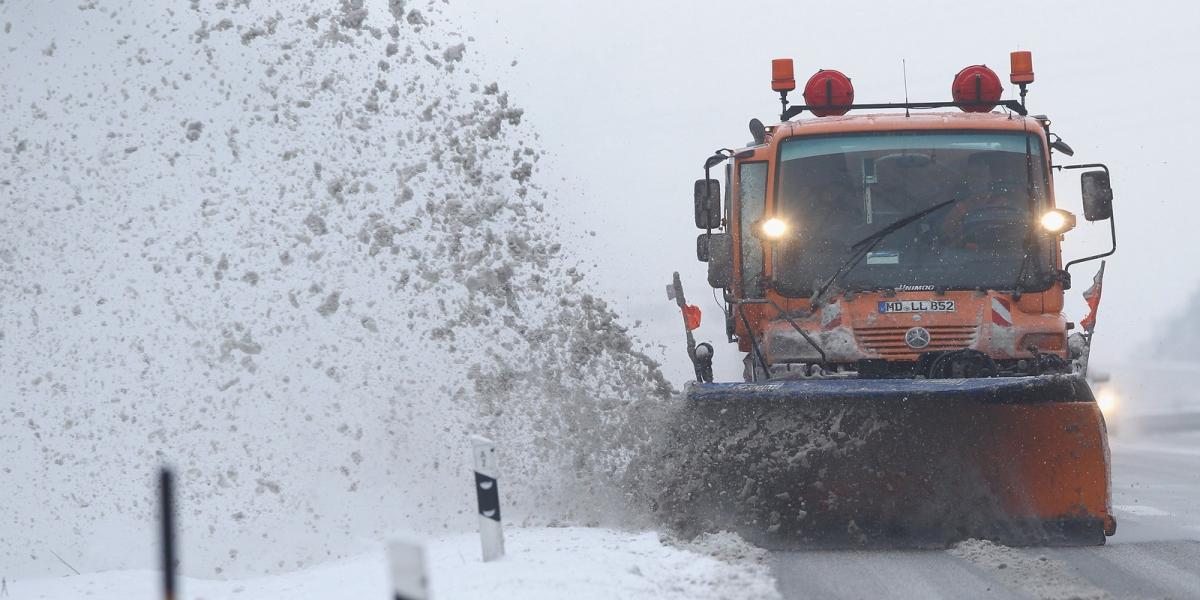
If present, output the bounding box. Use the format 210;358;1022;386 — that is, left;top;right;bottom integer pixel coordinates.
651;375;1114;547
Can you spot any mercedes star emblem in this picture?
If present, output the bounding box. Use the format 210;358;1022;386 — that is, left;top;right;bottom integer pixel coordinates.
905;326;931;349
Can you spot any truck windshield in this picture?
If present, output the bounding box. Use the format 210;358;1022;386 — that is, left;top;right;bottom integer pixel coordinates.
773;131;1052;296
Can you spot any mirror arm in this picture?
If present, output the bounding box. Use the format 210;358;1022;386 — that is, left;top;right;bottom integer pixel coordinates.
699;151;730;233
1064;213;1116;280
1061;163;1109;174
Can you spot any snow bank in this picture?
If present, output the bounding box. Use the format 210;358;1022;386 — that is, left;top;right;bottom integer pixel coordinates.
11;527;779;600
1;0;671;579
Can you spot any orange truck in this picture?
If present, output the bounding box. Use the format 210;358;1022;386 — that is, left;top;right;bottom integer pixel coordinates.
667;51;1118;545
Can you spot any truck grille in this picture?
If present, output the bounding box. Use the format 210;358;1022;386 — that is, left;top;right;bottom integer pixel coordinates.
855;325;979;358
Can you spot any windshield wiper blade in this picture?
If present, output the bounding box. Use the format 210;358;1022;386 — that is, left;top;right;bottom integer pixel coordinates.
1012;232;1043;299
811;198;957;305
849;198;957;251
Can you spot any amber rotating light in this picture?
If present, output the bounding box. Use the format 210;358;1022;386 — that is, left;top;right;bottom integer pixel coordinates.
1010;51;1035;106
772;58;797;92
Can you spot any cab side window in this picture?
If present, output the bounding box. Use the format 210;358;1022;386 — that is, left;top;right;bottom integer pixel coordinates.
738;162;767;297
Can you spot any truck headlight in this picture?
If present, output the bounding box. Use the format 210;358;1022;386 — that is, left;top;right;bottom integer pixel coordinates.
759;217;789;240
1039;209;1076;234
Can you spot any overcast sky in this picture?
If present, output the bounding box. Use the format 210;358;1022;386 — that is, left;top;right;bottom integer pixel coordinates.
443;0;1200;382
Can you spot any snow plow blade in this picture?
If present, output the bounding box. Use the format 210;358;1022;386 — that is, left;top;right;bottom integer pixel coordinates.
653;375;1114;547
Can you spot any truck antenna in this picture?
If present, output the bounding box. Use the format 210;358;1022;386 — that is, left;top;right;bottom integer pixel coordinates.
902;59;910;117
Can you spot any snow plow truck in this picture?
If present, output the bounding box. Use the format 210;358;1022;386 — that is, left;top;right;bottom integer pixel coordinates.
664;51;1119;546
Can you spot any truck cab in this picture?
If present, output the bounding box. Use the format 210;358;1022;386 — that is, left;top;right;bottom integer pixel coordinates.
693;57;1116;382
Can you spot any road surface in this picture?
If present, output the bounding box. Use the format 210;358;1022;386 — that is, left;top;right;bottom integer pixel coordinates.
771;431;1200;599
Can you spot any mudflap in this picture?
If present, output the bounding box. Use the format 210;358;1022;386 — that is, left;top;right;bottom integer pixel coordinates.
650;375;1114;548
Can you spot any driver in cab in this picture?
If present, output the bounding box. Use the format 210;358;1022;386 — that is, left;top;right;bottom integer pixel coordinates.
940;152;1024;250
789;155;861;230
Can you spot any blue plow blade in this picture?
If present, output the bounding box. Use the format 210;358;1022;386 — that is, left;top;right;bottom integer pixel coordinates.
684;374;1094;405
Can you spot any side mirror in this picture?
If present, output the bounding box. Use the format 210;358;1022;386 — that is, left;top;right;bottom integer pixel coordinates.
694;179;721;229
1051;138;1075;157
706;233;733;288
696;234;711;262
1080;171;1113;221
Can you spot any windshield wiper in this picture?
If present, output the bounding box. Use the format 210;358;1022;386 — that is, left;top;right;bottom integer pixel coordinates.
811;198;957;306
1011;231;1054;299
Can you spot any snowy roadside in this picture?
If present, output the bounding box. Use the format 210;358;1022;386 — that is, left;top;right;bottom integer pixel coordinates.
11;527;780;600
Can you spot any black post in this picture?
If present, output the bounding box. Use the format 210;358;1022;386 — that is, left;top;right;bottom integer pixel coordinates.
160;467;177;600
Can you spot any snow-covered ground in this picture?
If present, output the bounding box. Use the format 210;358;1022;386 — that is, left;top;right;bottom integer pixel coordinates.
15;431;1200;600
8;527;780;600
17;422;1200;600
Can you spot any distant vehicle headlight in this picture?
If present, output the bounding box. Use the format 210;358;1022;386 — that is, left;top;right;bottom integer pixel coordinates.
1095;386;1118;415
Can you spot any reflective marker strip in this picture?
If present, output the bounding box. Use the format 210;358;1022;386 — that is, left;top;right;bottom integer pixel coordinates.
475;472;501;521
992;297;1013;327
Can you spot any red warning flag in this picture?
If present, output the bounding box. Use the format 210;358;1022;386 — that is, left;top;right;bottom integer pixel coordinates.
1080;261;1106;334
682;304;702;331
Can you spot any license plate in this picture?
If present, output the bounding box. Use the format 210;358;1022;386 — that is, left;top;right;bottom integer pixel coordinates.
877;299;956;313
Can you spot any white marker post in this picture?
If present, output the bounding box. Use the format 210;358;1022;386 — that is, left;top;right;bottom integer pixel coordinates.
387;538;429;600
470;435;505;562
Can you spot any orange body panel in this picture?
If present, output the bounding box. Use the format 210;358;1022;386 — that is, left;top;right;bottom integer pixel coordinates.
727;112;1066;368
756;290;1067;365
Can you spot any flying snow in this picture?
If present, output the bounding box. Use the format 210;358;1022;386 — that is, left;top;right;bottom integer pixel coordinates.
0;0;671;578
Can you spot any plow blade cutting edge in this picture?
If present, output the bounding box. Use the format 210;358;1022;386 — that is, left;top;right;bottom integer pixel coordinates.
653;374;1114;547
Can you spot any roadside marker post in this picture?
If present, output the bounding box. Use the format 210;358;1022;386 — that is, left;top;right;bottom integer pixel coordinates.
470;435;505;562
387;539;429;600
159;467;178;600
